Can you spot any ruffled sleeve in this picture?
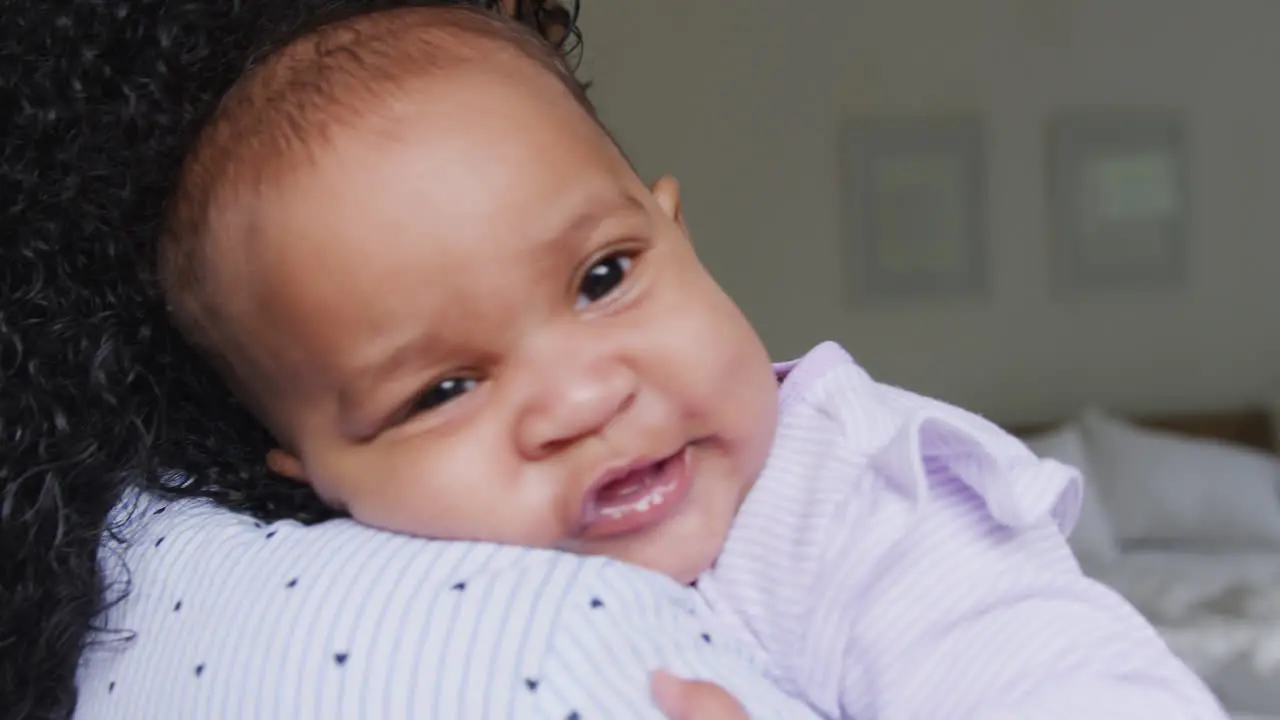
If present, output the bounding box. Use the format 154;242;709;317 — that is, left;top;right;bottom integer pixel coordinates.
866;391;1083;535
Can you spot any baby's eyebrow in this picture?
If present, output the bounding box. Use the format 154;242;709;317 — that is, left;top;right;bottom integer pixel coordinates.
336;332;442;435
540;192;646;250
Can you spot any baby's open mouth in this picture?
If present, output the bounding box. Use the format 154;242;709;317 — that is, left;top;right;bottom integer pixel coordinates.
577;446;693;540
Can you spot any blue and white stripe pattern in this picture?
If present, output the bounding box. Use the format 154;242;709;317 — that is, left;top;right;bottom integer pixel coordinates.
76;491;815;719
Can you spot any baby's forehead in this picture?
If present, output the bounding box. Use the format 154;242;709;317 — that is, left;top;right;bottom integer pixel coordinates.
184;5;599;259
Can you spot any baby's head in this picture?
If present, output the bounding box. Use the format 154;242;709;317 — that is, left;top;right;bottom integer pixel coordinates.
160;5;778;582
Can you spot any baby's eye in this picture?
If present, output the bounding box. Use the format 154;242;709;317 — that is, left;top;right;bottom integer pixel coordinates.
575;252;634;309
410;377;477;415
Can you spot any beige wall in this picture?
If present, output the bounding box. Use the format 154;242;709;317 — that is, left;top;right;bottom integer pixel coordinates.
578;0;1280;423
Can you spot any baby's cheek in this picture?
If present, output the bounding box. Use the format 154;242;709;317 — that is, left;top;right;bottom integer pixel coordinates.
363;433;566;546
321;440;446;535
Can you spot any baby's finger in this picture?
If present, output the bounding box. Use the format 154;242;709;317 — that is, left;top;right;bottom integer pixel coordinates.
651;670;749;720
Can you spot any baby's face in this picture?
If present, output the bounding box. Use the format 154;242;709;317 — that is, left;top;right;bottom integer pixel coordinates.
216;59;778;582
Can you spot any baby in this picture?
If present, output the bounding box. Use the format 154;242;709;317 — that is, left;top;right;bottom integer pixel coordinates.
81;4;1226;719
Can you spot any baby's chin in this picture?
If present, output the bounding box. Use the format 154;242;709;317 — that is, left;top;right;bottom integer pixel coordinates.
656;552;719;586
626;468;757;584
602;522;731;585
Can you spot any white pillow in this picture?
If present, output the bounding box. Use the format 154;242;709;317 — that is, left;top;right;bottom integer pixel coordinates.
1024;423;1120;564
1270;399;1280;449
1080;408;1280;549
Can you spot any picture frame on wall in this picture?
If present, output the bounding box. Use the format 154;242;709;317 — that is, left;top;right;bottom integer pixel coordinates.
840;115;989;302
1045;108;1191;293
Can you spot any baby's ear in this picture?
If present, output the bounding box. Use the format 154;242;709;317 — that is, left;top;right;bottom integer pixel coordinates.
266;448;307;482
650;175;685;232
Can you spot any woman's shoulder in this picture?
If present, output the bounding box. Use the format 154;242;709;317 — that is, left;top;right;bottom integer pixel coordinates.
77;493;688;718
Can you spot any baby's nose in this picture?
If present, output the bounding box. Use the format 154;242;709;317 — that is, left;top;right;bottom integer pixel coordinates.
514;359;637;458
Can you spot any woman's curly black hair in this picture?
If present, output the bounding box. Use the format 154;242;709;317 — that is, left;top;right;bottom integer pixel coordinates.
0;2;584;717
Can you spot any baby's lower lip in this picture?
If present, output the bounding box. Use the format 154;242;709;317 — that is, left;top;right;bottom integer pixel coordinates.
578;447;693;541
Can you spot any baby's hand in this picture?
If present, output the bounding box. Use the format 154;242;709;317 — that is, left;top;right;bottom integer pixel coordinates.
651;670;749;720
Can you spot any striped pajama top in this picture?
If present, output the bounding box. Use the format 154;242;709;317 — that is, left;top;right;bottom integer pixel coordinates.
74;341;1228;719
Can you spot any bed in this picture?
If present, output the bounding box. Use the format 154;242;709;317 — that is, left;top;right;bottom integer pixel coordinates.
1009;408;1280;719
1010;408;1278;452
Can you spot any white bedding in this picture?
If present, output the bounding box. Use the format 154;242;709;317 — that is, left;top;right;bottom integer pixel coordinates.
1026;411;1280;716
1086;551;1280;715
